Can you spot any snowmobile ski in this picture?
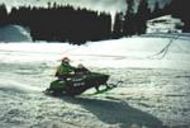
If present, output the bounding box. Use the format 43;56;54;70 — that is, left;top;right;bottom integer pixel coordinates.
88;81;123;95
92;86;116;95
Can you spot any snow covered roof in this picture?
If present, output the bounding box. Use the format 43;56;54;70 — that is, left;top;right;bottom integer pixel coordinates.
147;15;184;33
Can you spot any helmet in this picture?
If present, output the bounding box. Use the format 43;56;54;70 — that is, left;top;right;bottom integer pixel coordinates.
78;64;84;68
61;57;70;63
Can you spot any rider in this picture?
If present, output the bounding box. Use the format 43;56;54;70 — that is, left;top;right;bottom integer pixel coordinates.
55;57;76;80
75;64;89;75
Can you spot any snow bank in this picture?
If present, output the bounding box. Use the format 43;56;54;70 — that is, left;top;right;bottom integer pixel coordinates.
0;25;32;42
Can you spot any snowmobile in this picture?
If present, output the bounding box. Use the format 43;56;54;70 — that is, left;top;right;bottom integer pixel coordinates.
44;72;114;96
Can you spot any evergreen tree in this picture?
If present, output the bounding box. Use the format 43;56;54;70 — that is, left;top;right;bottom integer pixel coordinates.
154;1;160;13
136;0;150;35
113;12;124;38
152;1;161;18
123;0;136;36
0;4;8;26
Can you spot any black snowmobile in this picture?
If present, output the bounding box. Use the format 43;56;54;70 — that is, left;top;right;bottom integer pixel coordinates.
44;72;113;96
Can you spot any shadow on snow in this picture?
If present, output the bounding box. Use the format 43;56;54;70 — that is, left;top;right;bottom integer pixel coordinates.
62;96;167;128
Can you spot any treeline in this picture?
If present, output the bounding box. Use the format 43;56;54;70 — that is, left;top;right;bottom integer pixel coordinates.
0;0;153;43
0;0;189;44
0;4;111;44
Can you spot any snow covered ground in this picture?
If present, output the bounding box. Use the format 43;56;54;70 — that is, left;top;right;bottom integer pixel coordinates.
0;33;190;128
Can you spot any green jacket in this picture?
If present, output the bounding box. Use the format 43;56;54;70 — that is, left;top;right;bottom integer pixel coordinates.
56;63;75;76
